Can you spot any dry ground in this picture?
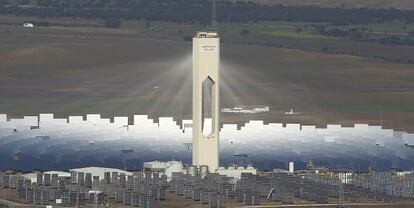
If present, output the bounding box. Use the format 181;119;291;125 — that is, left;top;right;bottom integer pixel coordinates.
0;25;414;131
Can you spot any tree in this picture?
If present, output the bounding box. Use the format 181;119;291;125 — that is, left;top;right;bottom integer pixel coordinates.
145;21;151;28
104;17;121;28
240;29;249;37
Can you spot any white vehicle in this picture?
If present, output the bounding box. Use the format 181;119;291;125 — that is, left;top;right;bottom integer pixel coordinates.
23;23;34;28
221;105;270;114
284;109;302;115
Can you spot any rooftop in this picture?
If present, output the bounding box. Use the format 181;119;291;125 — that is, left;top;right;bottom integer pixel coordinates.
194;32;219;38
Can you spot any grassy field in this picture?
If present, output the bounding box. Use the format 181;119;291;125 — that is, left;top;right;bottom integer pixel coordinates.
3;15;414;63
1;23;414;131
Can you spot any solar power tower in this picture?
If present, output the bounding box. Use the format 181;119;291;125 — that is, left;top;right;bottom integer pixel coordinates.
192;32;220;172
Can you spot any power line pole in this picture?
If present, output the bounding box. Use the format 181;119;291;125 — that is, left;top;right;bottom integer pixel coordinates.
339;182;344;208
94;192;98;208
380;108;383;127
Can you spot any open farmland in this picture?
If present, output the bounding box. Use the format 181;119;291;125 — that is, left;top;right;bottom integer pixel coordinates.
0;25;414;131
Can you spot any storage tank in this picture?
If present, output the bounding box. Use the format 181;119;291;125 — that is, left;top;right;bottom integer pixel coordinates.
289;162;294;173
187;166;198;177
200;165;209;178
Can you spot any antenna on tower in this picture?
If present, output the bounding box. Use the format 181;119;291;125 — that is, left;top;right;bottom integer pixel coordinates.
211;0;218;28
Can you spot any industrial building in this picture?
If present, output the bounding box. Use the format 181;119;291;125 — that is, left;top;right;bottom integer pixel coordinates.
221;105;270;114
143;161;184;180
216;165;257;179
70;167;132;180
22;171;70;183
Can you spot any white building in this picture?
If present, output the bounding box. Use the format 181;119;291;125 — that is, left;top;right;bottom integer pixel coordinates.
143;161;184;180
70;167;132;179
216;165;257;179
23;23;34;28
23;171;70;183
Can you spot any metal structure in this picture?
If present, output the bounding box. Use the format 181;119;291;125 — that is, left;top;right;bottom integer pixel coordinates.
7;171;167;208
3;169;414;207
192;32;220;172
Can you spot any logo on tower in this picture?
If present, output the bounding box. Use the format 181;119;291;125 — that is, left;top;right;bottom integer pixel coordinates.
201;45;217;52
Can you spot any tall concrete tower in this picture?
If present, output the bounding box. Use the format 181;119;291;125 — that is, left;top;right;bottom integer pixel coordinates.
192;32;220;172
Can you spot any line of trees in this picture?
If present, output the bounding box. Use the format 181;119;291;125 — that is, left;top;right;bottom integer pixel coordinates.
315;25;414;46
1;0;414;25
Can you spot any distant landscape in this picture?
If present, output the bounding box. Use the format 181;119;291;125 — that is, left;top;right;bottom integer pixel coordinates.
245;0;414;10
2;2;414;208
2;0;414;63
0;0;414;132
